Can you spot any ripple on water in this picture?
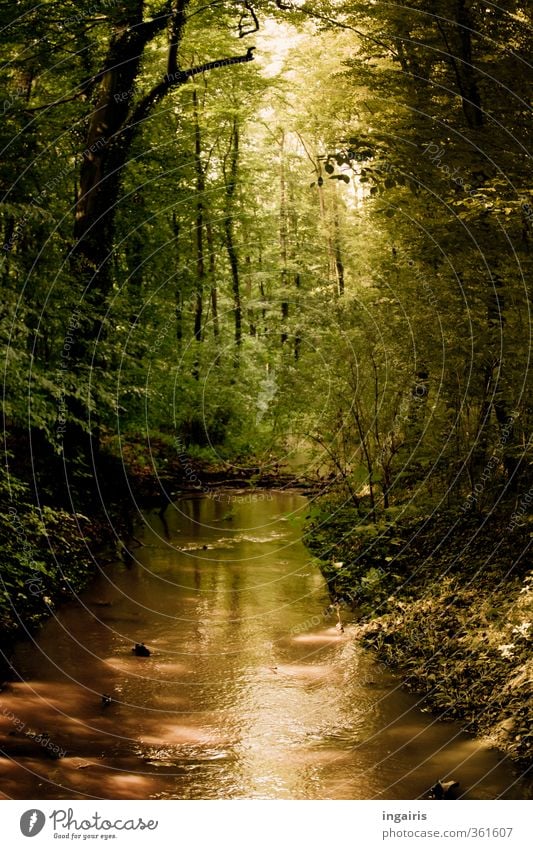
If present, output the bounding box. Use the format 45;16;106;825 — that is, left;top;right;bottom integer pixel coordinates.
139;744;235;767
5;492;533;801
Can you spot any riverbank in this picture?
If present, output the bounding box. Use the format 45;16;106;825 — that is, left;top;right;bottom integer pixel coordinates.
0;434;316;675
305;505;533;767
0;458;135;677
3;489;529;800
116;433;317;503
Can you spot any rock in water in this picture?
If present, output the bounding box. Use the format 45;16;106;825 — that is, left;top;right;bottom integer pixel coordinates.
429;779;460;799
132;643;151;657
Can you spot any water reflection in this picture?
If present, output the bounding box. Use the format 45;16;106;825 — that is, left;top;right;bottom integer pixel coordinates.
0;492;530;800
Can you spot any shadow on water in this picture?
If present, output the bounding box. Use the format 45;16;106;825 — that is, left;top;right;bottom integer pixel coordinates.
0;491;531;800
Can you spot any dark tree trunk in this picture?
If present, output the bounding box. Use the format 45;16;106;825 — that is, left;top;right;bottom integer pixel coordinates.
205;213;220;342
435;0;483;129
333;197;345;296
62;0;254;457
487;274;519;487
245;255;257;336
223;116;242;357
225;216;242;353
294;272;301;361
259;278;268;336
71;7;163;296
173;213;183;350
455;0;484;128
279;130;289;345
192;87;204;378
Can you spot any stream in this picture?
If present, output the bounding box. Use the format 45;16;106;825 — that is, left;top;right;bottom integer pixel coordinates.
0;491;530;800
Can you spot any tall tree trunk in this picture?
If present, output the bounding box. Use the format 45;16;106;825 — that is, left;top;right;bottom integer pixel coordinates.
434;0;483;129
223;116;242;359
332;190;345;296
294;272;302;361
245;255;257;336
279;130;289;344
126;222;144;327
287;179;302;357
172;213;183;351
205;213;219;343
72;5;253;297
316;175;336;285
72;7;166;297
259;278;268;336
70;0;253;332
487;274;519;486
455;0;484;128
63;0;253;456
192;86;204;378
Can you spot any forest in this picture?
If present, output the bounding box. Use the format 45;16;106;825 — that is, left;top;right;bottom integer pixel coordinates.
0;0;532;800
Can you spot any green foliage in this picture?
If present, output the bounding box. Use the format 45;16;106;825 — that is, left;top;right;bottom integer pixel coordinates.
1;0;531;589
0;464;97;636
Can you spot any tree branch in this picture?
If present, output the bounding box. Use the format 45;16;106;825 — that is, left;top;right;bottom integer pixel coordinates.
24;90;89;112
299;5;399;59
167;0;189;77
26;7;175;115
271;2;399;59
138;3;174;41
186;1;227;20
122;48;256;141
178;45;256;81
239;1;260;37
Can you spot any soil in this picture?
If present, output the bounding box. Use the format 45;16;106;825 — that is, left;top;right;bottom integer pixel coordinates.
305;505;533;767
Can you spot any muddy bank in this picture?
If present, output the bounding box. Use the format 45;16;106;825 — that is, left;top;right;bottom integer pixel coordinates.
305;506;533;767
0;506;126;677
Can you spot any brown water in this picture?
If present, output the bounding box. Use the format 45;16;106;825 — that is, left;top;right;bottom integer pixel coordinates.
0;491;530;800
